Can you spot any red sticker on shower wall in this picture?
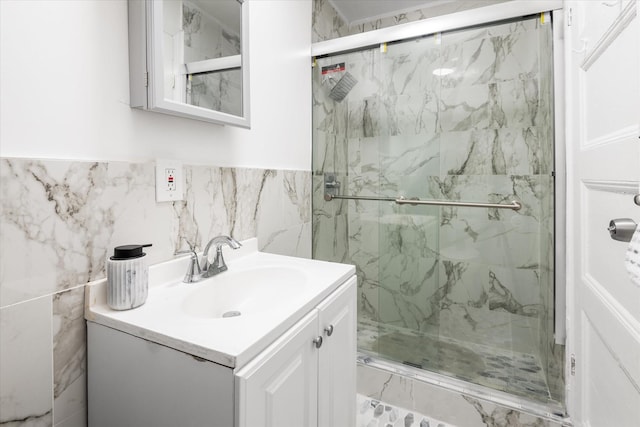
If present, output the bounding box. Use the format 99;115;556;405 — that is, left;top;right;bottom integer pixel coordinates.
321;63;346;75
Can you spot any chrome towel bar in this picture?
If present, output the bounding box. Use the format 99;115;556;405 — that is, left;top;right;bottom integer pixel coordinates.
324;194;522;211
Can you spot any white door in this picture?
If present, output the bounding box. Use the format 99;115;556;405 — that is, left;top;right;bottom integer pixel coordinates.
566;1;640;426
317;277;357;427
235;311;319;427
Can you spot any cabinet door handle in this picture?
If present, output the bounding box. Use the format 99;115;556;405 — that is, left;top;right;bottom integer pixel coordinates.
324;324;334;336
313;336;323;348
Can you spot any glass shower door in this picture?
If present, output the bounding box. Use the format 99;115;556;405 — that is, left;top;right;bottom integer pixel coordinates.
311;13;560;407
365;35;444;371
369;16;557;403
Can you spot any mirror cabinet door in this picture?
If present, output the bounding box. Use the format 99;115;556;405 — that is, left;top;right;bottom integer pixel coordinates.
128;0;250;128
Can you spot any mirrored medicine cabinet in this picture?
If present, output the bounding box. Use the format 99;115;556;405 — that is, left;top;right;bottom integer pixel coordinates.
128;0;250;128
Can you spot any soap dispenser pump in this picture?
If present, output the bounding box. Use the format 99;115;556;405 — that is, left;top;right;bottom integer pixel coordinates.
107;243;152;310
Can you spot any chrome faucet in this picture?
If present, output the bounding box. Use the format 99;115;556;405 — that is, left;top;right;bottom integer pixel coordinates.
201;235;242;278
175;236;241;283
174;241;202;283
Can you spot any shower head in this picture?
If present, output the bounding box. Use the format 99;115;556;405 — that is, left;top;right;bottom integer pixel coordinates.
328;72;357;102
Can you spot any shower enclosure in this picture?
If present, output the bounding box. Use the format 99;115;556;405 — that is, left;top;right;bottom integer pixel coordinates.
312;13;563;408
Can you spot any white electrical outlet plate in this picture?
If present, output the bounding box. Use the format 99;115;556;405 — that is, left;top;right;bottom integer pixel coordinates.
155;159;184;202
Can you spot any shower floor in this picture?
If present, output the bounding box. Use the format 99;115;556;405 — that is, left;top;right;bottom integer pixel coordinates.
358;318;553;404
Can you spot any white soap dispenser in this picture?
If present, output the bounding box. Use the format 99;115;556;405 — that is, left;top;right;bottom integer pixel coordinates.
106;243;152;310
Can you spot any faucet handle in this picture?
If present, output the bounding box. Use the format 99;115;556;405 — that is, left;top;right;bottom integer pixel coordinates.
226;237;242;250
174;247;202;283
200;236;242;278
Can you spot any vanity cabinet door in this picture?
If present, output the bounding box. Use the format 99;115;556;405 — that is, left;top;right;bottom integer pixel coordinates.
316;277;357;427
235;311;319;427
87;322;234;427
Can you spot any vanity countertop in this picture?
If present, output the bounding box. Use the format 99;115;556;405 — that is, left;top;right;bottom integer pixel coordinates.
85;239;355;369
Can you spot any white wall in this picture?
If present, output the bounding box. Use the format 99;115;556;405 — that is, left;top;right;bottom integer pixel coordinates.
0;0;312;171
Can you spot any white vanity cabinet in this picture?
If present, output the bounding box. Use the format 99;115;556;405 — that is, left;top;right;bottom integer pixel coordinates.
235;276;356;427
316;275;357;427
235;310;320;427
87;322;236;427
87;275;356;427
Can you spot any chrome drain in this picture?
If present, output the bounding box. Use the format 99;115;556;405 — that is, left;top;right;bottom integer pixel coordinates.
222;310;241;318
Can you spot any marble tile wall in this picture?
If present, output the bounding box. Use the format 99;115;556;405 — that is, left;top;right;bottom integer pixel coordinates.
0;158;311;426
312;13;559;403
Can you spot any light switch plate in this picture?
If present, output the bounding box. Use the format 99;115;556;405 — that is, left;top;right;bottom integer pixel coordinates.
155;159;184;202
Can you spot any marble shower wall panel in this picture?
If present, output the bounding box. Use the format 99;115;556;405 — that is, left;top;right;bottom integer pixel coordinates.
546;342;565;404
313;55;350;138
380;135;440;197
376;212;439;329
313;132;349;177
312;176;347;266
312;97;349;142
347;137;381;198
438;80;543;133
443;18;554;391
540;170;558;399
312;11;555;401
0;158;311;426
347;208;381;320
312;54;352;266
439;18;542;86
378;38;441;138
440;129;547;176
331;50;381;139
536;17;557;399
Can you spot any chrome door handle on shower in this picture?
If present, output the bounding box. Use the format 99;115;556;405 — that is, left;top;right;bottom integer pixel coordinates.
324;193;522;211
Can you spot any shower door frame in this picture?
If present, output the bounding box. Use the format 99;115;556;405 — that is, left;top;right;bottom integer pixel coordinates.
311;0;568;419
312;1;563;56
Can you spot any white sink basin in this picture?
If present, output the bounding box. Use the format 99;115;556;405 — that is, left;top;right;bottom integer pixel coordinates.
85;238;355;369
181;267;307;319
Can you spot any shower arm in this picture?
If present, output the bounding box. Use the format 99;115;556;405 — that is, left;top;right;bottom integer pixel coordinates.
324;194;522;211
